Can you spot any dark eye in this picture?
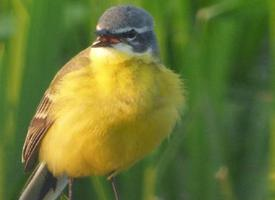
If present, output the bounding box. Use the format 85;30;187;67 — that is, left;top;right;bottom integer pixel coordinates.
122;29;137;39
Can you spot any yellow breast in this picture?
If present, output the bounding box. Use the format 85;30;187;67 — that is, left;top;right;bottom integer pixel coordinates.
39;49;184;177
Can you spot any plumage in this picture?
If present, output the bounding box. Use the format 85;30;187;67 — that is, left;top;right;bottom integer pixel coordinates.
20;5;184;200
22;48;91;171
37;47;183;177
19;163;68;200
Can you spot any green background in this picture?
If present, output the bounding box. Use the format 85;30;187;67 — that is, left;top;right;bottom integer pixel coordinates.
0;0;273;199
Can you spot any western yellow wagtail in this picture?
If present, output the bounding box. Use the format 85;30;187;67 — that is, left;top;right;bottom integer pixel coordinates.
19;5;184;200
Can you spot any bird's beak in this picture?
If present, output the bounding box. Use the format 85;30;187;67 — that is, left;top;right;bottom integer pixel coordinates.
92;35;121;48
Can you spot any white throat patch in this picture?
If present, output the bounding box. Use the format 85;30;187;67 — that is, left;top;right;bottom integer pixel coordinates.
90;45;154;66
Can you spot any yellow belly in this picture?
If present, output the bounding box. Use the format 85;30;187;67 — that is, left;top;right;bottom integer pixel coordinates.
39;53;183;177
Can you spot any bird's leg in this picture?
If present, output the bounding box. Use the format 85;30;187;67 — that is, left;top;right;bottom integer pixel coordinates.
68;178;73;200
108;175;120;200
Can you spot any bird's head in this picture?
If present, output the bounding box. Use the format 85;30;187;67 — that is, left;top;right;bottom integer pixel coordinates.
91;5;159;60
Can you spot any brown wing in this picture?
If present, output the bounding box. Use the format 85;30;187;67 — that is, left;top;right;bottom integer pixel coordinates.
22;47;91;171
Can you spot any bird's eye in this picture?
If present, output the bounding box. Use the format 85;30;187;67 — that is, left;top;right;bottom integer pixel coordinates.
122;29;137;39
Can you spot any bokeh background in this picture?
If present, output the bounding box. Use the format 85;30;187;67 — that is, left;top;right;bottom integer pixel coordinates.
0;0;273;199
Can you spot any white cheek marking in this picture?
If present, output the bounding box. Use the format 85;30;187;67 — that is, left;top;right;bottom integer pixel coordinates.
112;43;154;58
112;43;134;54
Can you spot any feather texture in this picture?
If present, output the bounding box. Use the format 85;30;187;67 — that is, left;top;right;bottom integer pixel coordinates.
19;163;68;200
22;48;91;171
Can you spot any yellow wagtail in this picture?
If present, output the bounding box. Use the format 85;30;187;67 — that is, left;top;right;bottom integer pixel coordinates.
19;5;184;200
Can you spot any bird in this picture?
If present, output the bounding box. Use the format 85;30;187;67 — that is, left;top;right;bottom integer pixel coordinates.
19;5;184;200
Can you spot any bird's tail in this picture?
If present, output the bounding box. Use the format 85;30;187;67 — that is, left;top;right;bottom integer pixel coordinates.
19;162;68;200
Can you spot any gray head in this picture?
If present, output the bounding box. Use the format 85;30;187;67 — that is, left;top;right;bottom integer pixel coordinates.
92;5;159;57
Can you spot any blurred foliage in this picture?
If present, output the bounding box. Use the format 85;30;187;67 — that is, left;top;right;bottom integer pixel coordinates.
0;0;272;199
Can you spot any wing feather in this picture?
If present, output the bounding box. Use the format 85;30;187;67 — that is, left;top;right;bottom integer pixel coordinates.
22;47;91;171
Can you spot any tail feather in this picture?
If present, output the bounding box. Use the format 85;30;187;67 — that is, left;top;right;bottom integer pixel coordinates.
19;163;68;200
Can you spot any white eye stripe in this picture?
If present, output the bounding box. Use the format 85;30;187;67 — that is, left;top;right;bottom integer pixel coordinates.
97;26;152;34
